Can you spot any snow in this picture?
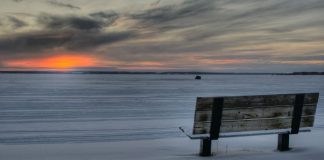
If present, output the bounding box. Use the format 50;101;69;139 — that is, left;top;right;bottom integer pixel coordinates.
1;129;324;160
0;74;323;159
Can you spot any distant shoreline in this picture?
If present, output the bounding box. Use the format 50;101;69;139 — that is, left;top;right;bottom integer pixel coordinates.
0;71;323;75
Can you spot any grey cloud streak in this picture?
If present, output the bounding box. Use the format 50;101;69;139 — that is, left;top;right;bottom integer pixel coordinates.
7;16;27;28
38;12;118;31
0;16;27;29
0;30;135;56
131;0;214;23
47;0;81;10
130;0;324;42
12;0;23;2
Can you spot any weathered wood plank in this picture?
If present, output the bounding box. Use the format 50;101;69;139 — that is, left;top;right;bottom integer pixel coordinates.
194;104;316;122
196;97;213;111
303;104;317;116
223;94;296;108
195;93;319;111
195;106;292;122
193;116;314;134
304;93;319;104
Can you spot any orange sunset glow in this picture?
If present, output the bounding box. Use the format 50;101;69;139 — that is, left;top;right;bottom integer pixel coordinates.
4;54;98;69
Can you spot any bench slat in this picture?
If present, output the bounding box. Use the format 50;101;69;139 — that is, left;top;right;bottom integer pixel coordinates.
195;93;319;111
194;104;316;122
193;116;314;134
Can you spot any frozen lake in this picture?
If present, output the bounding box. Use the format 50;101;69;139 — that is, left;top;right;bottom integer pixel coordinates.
0;74;323;144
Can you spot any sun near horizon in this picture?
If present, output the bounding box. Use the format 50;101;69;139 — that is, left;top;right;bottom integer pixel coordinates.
4;54;98;70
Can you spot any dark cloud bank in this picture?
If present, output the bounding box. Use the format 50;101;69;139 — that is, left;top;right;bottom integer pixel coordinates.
0;10;133;57
37;12;118;31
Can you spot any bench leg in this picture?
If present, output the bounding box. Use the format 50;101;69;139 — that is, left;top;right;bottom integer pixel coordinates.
277;133;290;151
200;139;212;156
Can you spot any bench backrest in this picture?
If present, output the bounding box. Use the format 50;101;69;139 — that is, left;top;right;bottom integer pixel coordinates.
193;93;319;139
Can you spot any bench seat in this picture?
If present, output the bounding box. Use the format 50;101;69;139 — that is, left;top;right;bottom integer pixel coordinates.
179;126;311;139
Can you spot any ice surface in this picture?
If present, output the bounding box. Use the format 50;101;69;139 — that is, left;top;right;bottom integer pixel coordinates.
0;74;323;144
0;74;323;159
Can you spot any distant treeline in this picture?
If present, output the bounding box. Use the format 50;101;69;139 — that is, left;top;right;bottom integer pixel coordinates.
290;72;324;75
0;71;324;75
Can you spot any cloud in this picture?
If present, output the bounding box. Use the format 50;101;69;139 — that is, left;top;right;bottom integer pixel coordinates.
89;11;119;25
0;16;27;30
64;31;135;50
130;0;215;28
38;15;102;31
12;0;23;2
0;30;135;55
37;12;118;31
47;0;81;10
0;11;129;59
150;0;162;7
6;16;27;28
130;0;324;42
0;31;71;54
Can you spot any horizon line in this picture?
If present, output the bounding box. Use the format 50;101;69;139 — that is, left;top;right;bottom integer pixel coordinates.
0;70;324;75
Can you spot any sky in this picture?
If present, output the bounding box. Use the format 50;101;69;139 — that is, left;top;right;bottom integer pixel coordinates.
0;0;324;72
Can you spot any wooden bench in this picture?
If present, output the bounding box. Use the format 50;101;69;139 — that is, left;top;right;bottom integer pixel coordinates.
179;93;319;156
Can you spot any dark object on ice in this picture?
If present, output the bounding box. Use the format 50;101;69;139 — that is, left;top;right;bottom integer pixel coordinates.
179;92;319;156
195;75;201;80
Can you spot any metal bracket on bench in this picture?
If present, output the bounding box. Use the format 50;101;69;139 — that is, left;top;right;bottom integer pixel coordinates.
291;94;305;134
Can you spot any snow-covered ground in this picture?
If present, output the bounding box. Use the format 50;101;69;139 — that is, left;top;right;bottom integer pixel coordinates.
1;129;324;160
0;74;323;159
